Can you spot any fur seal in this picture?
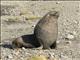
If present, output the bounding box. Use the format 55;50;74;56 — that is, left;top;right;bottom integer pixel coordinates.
34;11;59;49
12;34;40;49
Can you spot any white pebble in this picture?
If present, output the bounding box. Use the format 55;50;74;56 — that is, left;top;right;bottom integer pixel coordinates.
67;34;74;39
22;47;26;50
32;25;36;28
57;41;60;44
73;31;76;35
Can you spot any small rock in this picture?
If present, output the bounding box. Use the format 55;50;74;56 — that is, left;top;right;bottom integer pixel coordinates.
73;31;76;35
49;52;55;58
22;47;26;50
13;50;20;55
7;55;13;59
56;2;60;4
57;41;60;44
66;33;74;40
49;54;60;60
32;25;35;28
65;41;72;44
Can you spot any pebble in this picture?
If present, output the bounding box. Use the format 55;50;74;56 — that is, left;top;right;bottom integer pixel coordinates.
56;2;61;4
66;34;74;39
57;40;60;44
32;24;36;28
73;31;76;35
22;47;26;50
65;41;72;45
13;50;20;55
7;55;13;59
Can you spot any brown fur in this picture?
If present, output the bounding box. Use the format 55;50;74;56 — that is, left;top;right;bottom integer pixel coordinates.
34;11;59;49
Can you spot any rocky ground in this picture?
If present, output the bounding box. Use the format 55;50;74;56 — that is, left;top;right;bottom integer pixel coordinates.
0;1;80;60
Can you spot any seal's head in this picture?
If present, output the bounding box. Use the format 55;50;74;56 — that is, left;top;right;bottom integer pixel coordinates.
47;11;59;18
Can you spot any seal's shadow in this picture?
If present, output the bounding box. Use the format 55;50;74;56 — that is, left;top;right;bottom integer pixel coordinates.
0;44;12;49
1;34;40;49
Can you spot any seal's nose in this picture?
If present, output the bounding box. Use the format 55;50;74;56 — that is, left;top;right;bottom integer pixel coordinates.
49;11;59;17
55;12;59;18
